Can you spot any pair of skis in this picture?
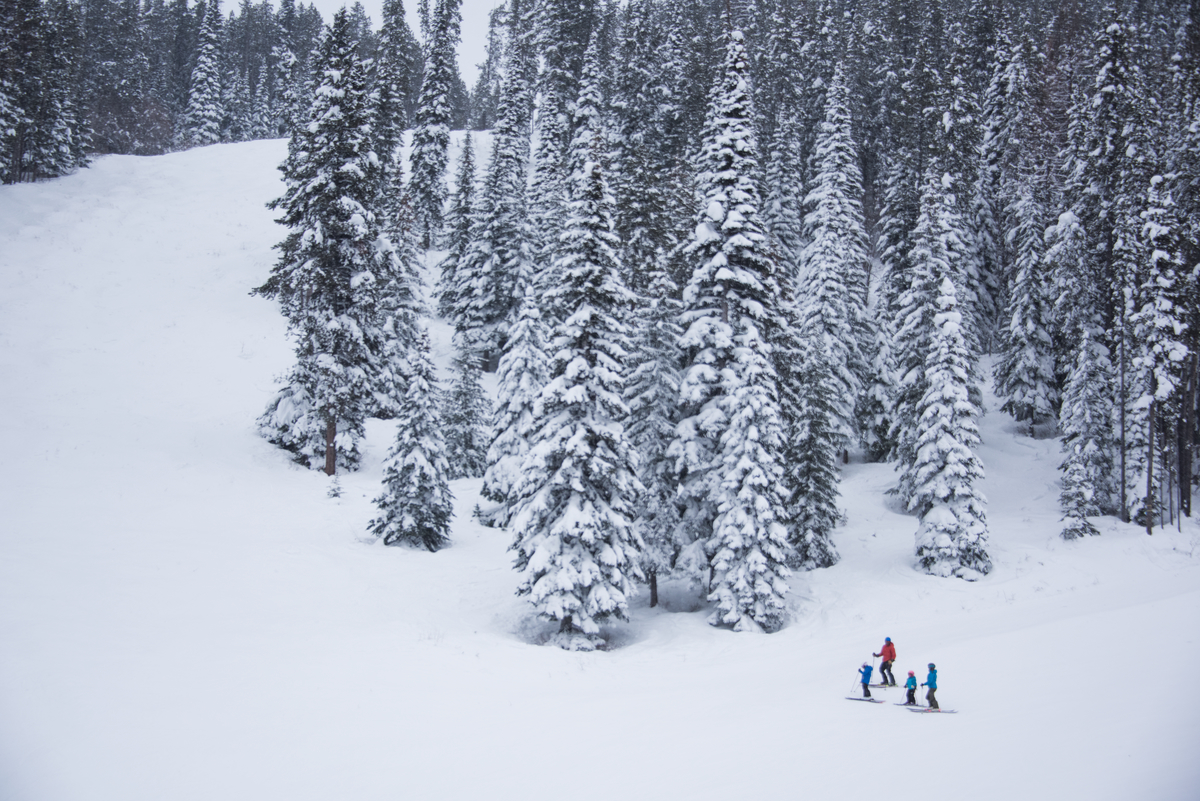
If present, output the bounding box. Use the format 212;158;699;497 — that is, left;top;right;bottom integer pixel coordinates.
843;696;957;713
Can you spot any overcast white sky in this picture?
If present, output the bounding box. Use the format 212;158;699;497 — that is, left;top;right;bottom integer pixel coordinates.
305;0;502;86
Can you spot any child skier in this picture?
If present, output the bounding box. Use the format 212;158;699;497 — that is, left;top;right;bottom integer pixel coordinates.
903;671;917;705
858;662;874;698
920;663;939;709
873;637;897;685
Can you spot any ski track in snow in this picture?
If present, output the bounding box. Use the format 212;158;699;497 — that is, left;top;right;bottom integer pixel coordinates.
1;139;1198;801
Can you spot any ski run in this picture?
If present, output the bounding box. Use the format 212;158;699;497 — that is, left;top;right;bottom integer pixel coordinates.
1;134;1198;801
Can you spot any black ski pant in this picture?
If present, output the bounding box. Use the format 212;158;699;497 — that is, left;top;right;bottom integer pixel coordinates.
862;682;871;698
880;661;895;685
906;688;916;705
926;688;938;709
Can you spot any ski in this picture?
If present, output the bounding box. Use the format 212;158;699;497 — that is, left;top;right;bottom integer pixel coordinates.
845;697;885;703
905;707;957;714
893;703;920;707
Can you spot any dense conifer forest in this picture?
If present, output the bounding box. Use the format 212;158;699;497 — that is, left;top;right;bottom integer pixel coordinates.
4;0;1198;641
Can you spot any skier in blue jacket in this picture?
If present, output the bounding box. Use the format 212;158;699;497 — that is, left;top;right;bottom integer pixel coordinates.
903;671;918;705
920;663;939;709
858;662;874;698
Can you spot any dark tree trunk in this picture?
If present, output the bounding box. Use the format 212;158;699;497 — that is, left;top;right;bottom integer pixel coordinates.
649;570;658;608
1119;332;1128;522
324;418;337;476
1146;399;1154;535
1182;354;1196;518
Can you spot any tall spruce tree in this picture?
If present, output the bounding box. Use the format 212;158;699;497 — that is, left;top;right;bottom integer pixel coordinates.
509;42;643;646
183;0;224;147
408;0;461;248
441;346;490;479
671;29;792;633
479;285;549;526
253;8;395;475
450;0;534;365
370;330;455;550
911;277;992;580
799;59;870;449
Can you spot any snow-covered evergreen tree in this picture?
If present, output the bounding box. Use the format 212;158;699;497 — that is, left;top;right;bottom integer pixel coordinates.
625;249;682;606
408;0;461;248
1058;328;1114;539
437;131;475;321
911;277;992;580
671;29;792;633
253;8;395;475
441;346;489;479
1126;173;1190;531
183;0;223;147
892;167;961;497
450;0;534;364
479;285;548;525
994;165;1059;432
370;330;455;551
799;59;869;449
508;45;644;646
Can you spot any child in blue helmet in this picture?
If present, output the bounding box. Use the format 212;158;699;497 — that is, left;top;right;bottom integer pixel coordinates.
920;663;939;709
903;671;917;705
858;662;874;697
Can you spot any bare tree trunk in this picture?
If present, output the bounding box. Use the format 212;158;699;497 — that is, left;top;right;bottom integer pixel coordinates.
1146;399;1154;536
1182;353;1196;518
324;418;337;476
1120;332;1128;522
649;570;658;608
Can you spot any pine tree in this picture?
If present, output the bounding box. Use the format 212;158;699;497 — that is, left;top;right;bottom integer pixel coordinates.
1127;173;1190;531
625;249;682;607
911;277;992;580
672;29;792;633
450;0;534;364
479;285;549;525
994;165;1059;432
891;165;971;504
183;0;224;147
253;8;395;475
1058;328;1113;539
376;0;421;126
437;130;475;321
441;346;489;479
408;0;461;248
370;330;455;551
799;59;870;450
509;42;643;646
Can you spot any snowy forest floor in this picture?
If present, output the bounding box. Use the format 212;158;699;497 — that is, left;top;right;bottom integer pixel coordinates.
2;138;1199;801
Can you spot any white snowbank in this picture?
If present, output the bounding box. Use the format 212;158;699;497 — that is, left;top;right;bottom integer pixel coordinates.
0;139;1198;801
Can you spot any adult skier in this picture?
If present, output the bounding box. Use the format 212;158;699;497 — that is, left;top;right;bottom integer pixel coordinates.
858;662;874;698
873;637;896;685
920;663;938;709
903;670;918;705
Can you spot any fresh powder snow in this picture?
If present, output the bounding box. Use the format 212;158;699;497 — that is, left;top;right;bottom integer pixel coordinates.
1;138;1198;801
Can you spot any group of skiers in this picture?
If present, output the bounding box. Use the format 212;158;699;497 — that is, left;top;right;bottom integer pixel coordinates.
857;637;939;709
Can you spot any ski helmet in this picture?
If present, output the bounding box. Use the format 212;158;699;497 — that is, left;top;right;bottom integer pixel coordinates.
885;637;891;643
862;662;868;667
908;671;915;676
928;663;935;669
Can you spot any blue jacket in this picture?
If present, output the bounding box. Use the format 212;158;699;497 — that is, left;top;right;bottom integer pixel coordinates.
924;669;937;689
859;665;873;683
905;676;917;690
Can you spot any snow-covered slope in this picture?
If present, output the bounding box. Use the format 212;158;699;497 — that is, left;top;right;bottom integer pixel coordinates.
1;140;1198;801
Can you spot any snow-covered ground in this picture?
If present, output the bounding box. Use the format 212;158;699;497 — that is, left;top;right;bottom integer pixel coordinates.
1;139;1198;801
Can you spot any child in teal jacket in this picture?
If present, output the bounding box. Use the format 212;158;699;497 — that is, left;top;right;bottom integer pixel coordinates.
920;664;939;709
904;671;917;705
